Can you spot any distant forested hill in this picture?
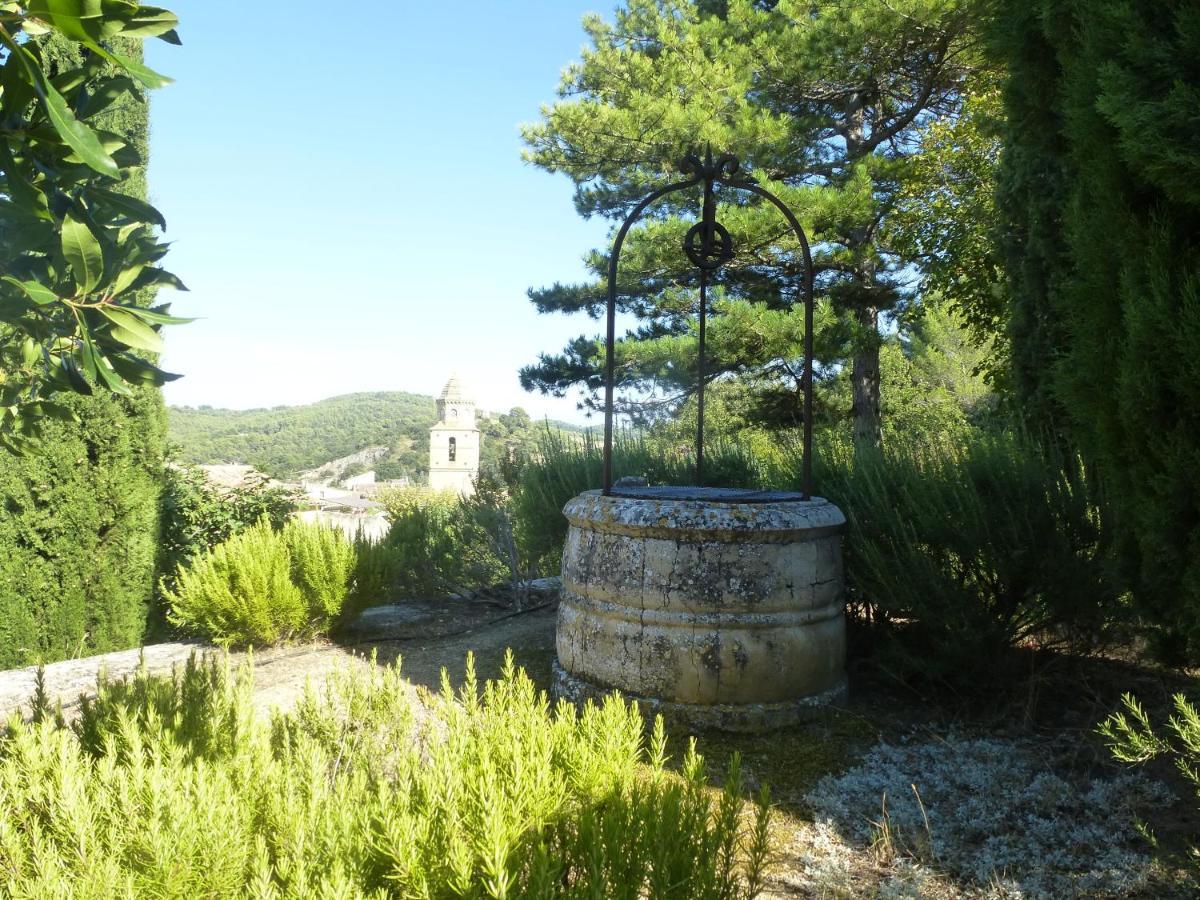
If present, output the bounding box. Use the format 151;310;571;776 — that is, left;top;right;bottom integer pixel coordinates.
168;392;584;481
168;392;438;479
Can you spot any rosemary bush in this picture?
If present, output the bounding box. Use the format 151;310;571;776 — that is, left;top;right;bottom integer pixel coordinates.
349;531;403;609
815;433;1115;683
374;484;525;598
0;654;772;897
283;519;356;622
160;463;299;579
166;520;370;646
1101;691;1200;883
165;519;304;646
513;428;1113;687
375;486;466;597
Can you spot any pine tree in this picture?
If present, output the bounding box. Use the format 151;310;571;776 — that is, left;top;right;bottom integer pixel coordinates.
522;0;979;446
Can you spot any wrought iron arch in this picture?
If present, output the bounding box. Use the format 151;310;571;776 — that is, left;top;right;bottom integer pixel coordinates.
601;149;816;498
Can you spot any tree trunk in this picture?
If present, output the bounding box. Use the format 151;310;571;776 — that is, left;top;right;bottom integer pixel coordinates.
852;304;882;448
844;91;883;449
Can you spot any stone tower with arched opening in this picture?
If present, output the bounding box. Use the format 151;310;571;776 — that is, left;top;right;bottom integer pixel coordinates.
428;374;480;495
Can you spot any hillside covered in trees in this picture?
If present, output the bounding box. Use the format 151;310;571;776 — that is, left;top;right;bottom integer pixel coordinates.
168;392;583;480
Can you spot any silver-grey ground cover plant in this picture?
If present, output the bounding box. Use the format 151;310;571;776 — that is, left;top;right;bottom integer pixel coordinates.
805;734;1172;897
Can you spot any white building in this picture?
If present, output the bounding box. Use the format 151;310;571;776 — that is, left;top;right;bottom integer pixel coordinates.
296;484;389;542
342;470;376;489
428;374;480;496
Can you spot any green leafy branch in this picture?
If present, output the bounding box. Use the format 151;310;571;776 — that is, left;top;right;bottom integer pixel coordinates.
0;0;183;451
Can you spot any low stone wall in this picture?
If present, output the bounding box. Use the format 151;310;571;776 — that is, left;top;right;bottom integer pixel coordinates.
0;641;210;720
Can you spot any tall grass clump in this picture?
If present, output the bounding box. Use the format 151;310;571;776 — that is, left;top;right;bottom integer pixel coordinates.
812;432;1117;684
166;520;371;646
0;653;772;897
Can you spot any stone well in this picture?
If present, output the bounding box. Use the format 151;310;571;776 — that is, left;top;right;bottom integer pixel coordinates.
553;486;847;732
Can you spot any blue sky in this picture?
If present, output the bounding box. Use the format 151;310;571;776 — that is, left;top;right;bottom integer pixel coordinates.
147;2;614;423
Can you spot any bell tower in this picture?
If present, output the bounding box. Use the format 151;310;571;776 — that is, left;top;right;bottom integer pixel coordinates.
428;374;480;495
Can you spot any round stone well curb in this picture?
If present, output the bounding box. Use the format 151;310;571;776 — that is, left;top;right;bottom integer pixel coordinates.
553;660;848;733
554;487;848;732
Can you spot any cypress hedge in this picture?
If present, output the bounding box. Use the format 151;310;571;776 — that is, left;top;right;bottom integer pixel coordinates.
994;0;1200;657
0;37;167;667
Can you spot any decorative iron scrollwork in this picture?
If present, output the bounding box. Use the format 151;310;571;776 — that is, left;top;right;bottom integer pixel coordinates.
683;220;734;270
600;149;816;499
679;149;741;181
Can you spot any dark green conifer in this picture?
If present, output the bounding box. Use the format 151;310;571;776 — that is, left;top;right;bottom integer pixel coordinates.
994;0;1200;657
0;38;167;665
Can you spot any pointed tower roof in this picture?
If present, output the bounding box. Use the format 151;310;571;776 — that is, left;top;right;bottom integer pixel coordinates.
439;373;472;404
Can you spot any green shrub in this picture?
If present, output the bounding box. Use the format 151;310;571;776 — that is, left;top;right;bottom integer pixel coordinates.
160;462;298;579
283;520;355;623
3;653;772;897
994;0;1200;663
1100;692;1200;884
813;432;1116;684
464;477;532;602
375;484;518;598
0;391;165;668
166;520;386;646
348;531;402;610
165;520;308;646
376;486;466;596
